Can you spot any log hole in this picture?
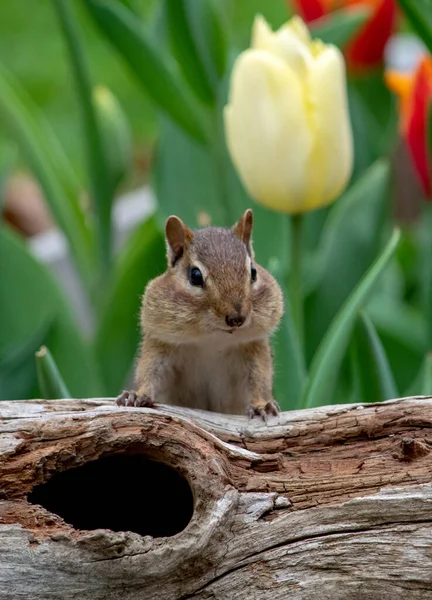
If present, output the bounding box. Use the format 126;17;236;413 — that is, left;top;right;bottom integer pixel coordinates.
28;455;194;537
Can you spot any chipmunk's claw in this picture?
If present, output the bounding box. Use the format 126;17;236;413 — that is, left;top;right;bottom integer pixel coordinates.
116;391;154;408
247;399;279;422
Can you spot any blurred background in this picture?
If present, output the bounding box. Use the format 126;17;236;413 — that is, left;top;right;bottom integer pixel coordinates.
1;0;431;411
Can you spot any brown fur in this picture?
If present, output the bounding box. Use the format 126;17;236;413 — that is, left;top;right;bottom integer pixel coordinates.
118;210;284;418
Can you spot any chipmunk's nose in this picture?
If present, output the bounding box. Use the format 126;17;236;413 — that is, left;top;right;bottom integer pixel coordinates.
226;314;245;328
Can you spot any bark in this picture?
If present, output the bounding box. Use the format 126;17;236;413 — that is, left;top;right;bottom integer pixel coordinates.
0;396;432;599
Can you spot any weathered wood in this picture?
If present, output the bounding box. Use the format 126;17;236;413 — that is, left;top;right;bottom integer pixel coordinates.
1;396;432;599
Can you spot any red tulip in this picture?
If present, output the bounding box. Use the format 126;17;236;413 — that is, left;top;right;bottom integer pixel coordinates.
386;58;432;198
293;0;326;22
291;0;397;71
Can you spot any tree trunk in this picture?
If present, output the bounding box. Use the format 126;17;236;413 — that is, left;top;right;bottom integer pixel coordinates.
1;397;432;599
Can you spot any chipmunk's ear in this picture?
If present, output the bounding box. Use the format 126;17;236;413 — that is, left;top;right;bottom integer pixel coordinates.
232;209;253;255
165;216;194;266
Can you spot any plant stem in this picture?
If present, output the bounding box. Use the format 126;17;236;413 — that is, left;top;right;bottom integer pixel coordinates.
211;98;232;227
289;213;304;350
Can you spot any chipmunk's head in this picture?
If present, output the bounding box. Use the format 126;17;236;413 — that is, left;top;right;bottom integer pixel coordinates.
142;210;283;344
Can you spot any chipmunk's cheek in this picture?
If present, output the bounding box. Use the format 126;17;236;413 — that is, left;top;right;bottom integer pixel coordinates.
201;310;219;333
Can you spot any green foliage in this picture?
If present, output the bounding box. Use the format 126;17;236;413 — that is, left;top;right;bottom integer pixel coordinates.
348;74;397;182
305;160;391;362
187;0;228;79
0;0;430;414
94;217;166;394
396;0;432;53
0;2;168;400
165;0;215;105
420;353;432;395
0;319;51;401
226;0;290;49
0;64;94;290
0;226;101;399
351;311;398;403
0;0;158;167
368;296;428;394
303;230;401;409
82;0;209;143
36;345;71;400
54;0;113;273
311;7;370;48
418;207;432;352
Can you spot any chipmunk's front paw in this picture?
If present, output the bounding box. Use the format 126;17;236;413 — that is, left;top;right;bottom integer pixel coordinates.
116;390;154;408
247;399;279;423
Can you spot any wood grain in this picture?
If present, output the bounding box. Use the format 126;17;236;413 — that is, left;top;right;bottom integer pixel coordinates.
0;397;432;599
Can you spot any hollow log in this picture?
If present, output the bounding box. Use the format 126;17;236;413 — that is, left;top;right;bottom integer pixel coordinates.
1;396;432;599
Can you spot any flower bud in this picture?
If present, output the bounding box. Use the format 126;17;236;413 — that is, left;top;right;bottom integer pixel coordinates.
224;16;353;214
93;85;132;192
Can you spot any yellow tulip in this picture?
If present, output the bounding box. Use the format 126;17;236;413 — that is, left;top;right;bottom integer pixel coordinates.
224;15;353;214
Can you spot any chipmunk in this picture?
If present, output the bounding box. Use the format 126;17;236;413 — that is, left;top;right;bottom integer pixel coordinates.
116;209;283;420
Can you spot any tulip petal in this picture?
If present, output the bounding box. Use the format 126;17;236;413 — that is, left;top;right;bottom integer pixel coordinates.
406;58;432;196
345;0;397;71
291;0;326;23
224;49;313;212
307;45;353;207
279;15;312;46
385;70;415;131
251;14;274;50
252;15;311;77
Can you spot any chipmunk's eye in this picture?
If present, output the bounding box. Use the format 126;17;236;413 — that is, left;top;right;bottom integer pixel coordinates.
251;265;257;283
189;267;204;287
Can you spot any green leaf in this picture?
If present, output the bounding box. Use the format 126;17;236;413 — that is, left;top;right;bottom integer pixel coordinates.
305;160;390;362
368;298;427;355
351;311;398;403
165;0;214;104
420;353;432;396
347;76;397;183
273;297;307;411
419;206;432;348
396;0;432;54
265;257;306;410
0;318;52;400
311;7;370;49
185;0;228;80
225;0;292;50
94;216;166;394
417;191;432;375
0;226;102;399
303;229;401;409
54;0;113;274
367;296;428;395
347;85;379;181
0;145;17;212
405;352;432;397
428;95;432;185
0;64;94;291
117;0;138;12
82;0;209;144
154;114;228;224
36;345;71;399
